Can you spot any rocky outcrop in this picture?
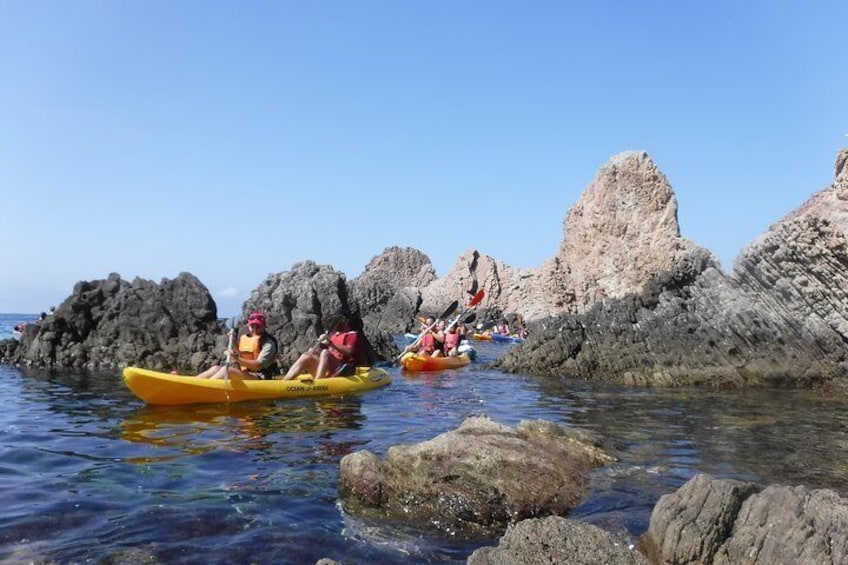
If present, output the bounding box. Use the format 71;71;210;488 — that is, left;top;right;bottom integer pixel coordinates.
468;516;647;565
356;152;702;328
0;272;224;371
543;150;699;313
348;246;437;333
496;150;848;391
639;474;848;564
338;416;615;535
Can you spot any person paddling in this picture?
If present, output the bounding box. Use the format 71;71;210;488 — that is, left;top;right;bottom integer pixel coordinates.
284;315;359;380
404;315;445;357
197;311;279;380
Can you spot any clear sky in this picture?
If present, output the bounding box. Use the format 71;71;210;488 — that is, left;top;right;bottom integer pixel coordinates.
1;1;846;318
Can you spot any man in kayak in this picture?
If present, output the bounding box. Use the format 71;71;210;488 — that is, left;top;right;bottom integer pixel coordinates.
283;315;359;380
197;311;279;380
403;315;445;357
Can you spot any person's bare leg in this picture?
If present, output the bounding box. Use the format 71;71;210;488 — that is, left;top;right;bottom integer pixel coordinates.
209;366;235;380
196;365;223;379
284;353;318;380
316;350;333;379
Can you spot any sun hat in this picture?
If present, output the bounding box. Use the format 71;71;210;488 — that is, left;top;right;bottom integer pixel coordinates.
247;311;266;328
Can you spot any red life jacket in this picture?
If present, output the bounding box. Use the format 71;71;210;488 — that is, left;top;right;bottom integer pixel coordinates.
444;330;461;351
419;332;438;354
329;330;358;363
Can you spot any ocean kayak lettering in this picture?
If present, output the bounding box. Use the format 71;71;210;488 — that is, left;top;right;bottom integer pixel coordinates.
286;385;329;392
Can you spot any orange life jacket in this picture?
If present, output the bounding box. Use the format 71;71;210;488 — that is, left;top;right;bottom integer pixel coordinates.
237;333;279;379
238;335;262;370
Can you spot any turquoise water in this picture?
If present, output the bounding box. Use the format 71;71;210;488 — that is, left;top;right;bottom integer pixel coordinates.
1;332;847;563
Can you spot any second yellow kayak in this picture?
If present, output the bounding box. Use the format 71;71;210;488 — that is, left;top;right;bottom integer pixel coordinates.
400;352;471;372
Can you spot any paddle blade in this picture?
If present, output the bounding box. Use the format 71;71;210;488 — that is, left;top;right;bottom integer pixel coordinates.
463;312;477;324
467;290;485;307
439;300;460;321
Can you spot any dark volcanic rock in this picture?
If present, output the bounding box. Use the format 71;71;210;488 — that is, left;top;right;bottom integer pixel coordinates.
468;516;647;565
0;272;223;371
338;416;615;535
639;473;848;565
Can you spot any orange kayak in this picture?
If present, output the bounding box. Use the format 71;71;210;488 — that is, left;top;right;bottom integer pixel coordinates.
471;333;492;341
400;352;471;372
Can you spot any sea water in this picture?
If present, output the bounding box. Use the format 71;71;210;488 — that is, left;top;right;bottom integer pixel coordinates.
0;328;846;564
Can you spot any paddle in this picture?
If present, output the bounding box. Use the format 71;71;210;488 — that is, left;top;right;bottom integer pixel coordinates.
222;317;238;401
446;289;485;331
396;299;459;361
224;317;238;366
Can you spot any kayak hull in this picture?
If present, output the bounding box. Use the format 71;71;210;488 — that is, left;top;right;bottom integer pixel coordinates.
400;352;471;372
123;366;391;405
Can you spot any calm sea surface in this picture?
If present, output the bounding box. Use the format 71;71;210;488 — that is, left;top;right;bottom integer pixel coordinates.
1;313;847;563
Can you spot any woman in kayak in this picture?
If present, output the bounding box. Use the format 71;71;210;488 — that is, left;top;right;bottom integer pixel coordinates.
196;311;279;380
283;315;359;380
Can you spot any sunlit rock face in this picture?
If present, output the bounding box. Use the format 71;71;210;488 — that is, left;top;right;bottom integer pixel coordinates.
495;150;848;391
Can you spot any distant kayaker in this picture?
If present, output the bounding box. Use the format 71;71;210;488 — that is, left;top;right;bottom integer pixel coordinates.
283;315;359;380
196;311;279;380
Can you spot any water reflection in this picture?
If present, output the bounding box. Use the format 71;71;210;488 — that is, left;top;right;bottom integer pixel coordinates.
119;397;367;462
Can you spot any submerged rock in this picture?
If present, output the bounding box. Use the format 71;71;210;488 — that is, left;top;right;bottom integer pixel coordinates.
338;416;615;535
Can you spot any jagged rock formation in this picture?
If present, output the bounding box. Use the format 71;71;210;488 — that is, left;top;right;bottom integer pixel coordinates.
0;272;224;371
496;150;848;390
543;150;698;312
0;263;397;372
639;474;848;564
367;151;702;328
338;416;615;535
348;246;437;333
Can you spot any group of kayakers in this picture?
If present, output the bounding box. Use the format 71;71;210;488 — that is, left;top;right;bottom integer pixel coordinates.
194;304;525;381
403;316;469;358
197;311;358;382
474;316;529;340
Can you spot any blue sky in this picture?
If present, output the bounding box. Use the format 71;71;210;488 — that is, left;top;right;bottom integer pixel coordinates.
1;1;846;317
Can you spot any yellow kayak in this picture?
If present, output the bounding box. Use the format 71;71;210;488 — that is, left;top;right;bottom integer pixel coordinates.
400;352;471;372
122;366;391;405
